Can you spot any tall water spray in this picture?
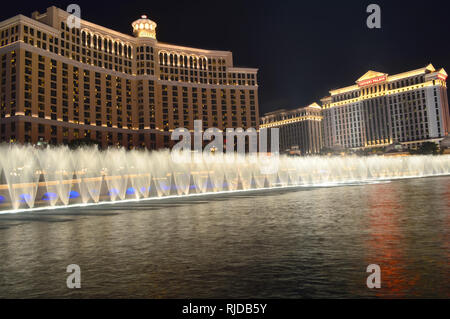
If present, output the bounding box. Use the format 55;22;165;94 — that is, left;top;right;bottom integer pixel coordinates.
0;144;449;212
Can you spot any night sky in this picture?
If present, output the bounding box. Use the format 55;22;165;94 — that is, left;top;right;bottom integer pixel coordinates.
2;0;450;115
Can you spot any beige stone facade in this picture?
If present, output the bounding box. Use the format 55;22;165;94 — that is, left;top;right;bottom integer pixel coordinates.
0;6;259;149
322;64;449;150
261;64;450;154
260;103;323;154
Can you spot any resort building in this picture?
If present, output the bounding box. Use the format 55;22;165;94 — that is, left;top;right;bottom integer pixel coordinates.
260;103;323;154
0;6;259;149
321;64;449;150
261;64;449;154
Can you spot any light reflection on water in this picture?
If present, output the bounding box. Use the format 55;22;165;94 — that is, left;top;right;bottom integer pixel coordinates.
0;176;448;298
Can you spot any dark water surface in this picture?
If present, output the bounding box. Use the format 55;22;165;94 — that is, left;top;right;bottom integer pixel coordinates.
0;176;449;298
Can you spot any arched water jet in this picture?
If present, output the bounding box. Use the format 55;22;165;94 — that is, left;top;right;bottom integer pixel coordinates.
252;160;267;189
0;145;40;209
38;147;63;206
0;144;449;212
191;154;210;194
171;151;191;195
285;157;300;186
129;150;151;199
238;156;253;190
152;150;172;196
74;147;103;203
223;154;240;191
205;153;225;192
102;148;129;201
277;157;290;187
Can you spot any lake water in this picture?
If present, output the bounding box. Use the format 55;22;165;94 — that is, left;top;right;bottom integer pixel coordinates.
0;176;448;298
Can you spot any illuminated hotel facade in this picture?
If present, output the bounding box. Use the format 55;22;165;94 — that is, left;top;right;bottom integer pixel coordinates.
0;6;259;149
261;64;449;154
260;103;323;154
321;64;449;150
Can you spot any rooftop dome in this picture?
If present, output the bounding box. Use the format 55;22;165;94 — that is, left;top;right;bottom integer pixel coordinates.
131;15;157;39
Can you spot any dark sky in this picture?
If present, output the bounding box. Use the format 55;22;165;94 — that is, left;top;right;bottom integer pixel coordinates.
2;0;450;114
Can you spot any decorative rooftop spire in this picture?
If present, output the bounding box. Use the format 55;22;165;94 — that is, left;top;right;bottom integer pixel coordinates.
132;15;157;39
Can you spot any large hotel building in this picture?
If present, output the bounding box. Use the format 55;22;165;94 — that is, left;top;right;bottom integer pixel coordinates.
0;6;259;149
260;103;323;154
261;64;449;154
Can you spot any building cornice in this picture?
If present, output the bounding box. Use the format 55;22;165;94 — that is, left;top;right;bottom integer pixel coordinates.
329;64;439;96
228;67;258;73
326;79;447;108
260;103;322;123
260;115;323;128
157;79;258;90
0;14;60;36
156;41;232;57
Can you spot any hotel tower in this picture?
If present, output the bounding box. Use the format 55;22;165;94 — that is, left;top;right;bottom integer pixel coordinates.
321;64;449;150
261;64;449;154
0;6;259;149
260;103;323;154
